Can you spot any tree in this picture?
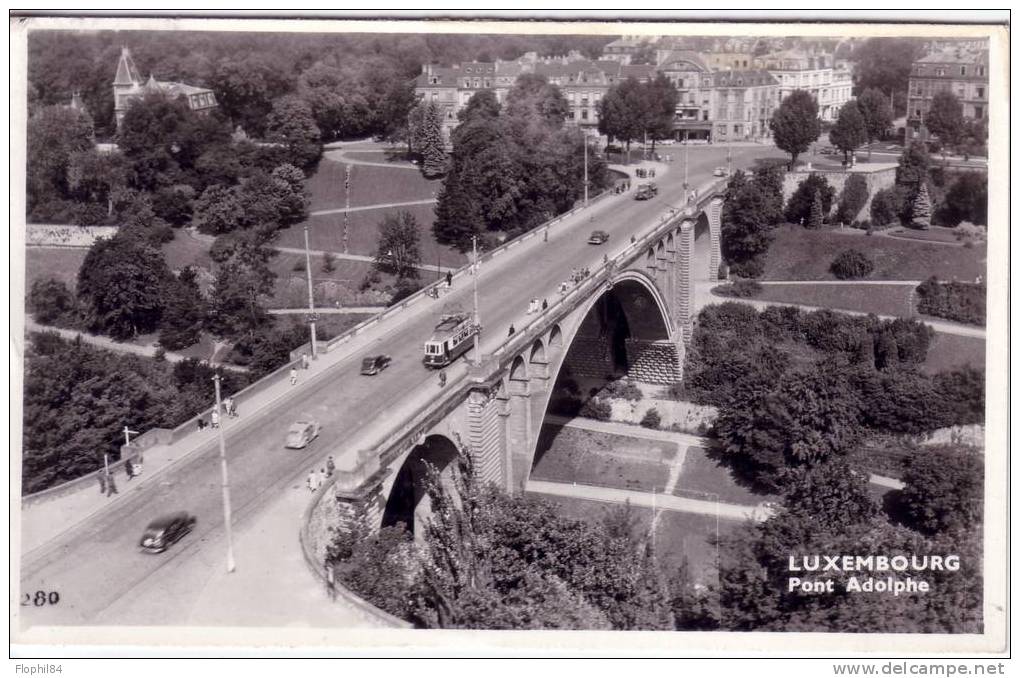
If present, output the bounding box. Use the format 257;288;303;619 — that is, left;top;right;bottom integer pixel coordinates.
28;278;75;325
720;171;776;277
193;184;245;235
159;267;207;350
770;90;821;169
835;174;870;224
420;100;447;178
265;95;323;170
642;74;680;149
940;172;987;226
896;140;931;189
911;182;933;229
869;186;909;226
925;91;965;156
899;445;983;536
830;249;874;279
77;234;171;339
503;73;570;129
752;164;786;226
785;174;836;225
458;89;502;124
597;78;645;160
212;54;291;137
66;148;127;218
375;211;422;280
808;190;825;229
26;105;95;217
206;235;277;337
856;88;893;160
852;38;923;117
828;100;867;166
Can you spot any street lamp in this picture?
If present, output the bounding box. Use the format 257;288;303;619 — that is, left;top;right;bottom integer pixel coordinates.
303;225;318;359
471;235;481;360
212;374;236;574
583;133;590;207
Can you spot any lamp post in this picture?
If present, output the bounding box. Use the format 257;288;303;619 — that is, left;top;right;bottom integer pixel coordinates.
303;225;318;359
683;130;690;202
726;145;732;177
212;374;236;574
583;134;589;207
471;235;481;359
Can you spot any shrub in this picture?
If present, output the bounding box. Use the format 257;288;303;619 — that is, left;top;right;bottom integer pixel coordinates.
829;249;875;280
292;259;307;272
899;445;983;535
785;174;835;225
322;252;336;273
869;186;910;226
835;174;869;224
915;277;985;325
601;379;642;401
28;278;76;325
580;397;612;421
713;280;762;298
389;277;423;305
727;257;764;279
640;408;662;429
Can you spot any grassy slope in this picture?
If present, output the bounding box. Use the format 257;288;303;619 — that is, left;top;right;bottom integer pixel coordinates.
752;283;916;317
674;446;778;505
25;248;88;291
763;225;986;281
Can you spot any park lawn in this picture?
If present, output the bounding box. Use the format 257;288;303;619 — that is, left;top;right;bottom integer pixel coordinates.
532;494;740;586
886;226;965;244
752;283;916;317
921;332;986;374
344;150;418;168
673;446;779;506
305;158;442;211
24;247;88;291
276;205;469;268
763;225;986;281
161;229;215;272
267;253;378;308
531;424;673;493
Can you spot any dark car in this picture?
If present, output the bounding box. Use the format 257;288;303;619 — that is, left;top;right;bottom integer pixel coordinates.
139;512;196;554
360;354;392;376
588;230;610;245
634;182;658;200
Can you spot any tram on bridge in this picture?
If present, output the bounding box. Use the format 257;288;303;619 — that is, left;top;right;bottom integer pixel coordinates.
423;303;478;368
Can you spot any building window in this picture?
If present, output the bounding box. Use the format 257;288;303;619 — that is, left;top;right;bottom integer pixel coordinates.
974;105;984;119
961;66;967;76
977;86;985;99
431;77;439;85
978;66;986;76
581;109;589;121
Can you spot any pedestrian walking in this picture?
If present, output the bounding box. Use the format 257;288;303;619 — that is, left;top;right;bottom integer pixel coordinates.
439;370;447;387
326;455;335;477
290;367;298;386
197;418;206;431
211;409;220;429
544;226;549;242
542;298;548;310
446;271;453;287
98;472;107;495
301;353;310;370
508;323;516;337
307;470;315;492
319;469;327;489
226;397;237;418
106;473;118;496
125;458;134;481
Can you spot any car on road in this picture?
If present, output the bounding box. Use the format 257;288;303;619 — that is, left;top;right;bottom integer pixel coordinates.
139;512;196;554
818;146;837;155
712;166;728;177
634;182;658;200
360;354;392;376
588;230;610;245
285;419;321;449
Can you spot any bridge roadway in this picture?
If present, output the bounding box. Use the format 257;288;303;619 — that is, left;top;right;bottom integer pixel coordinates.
19;145;778;628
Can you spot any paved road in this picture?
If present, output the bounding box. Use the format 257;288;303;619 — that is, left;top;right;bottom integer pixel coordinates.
19;144;780;628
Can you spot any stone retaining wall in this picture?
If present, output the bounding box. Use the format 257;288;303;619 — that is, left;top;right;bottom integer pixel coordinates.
782;165;896;223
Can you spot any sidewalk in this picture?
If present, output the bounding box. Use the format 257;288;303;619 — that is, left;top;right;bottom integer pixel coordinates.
310;198;435;216
544;413;708;449
526;479;765;522
186;484;385;628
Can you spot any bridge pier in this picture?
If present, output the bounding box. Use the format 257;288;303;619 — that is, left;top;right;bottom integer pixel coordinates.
676;220;696;342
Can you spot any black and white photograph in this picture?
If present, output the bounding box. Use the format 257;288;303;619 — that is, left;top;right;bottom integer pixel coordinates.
9;12;1008;660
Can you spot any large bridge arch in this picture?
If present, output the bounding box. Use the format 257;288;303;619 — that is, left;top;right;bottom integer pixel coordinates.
379;433;461;540
508;271;675;491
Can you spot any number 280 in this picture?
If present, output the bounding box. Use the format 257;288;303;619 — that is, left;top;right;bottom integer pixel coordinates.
22;591;59;606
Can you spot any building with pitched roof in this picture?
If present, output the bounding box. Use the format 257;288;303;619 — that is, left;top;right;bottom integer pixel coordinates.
753;49;851;121
709;69;780;141
112;47;217;128
906;47;989;143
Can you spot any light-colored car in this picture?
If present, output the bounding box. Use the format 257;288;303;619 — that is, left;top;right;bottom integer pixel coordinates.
285;420;321;449
713;166;728;177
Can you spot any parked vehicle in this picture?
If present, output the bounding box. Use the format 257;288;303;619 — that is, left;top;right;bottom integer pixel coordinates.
139;512;196;554
818;146;837;155
634;182;658;200
360;354;392;376
713;166;728;177
285;419;321;449
588;230;610;245
423;303;479;368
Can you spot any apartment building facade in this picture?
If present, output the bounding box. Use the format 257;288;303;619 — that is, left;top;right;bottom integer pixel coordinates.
753;49;852;122
906;48;989;143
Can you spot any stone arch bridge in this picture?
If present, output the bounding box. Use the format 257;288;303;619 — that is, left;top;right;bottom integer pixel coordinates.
307;187;726;545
